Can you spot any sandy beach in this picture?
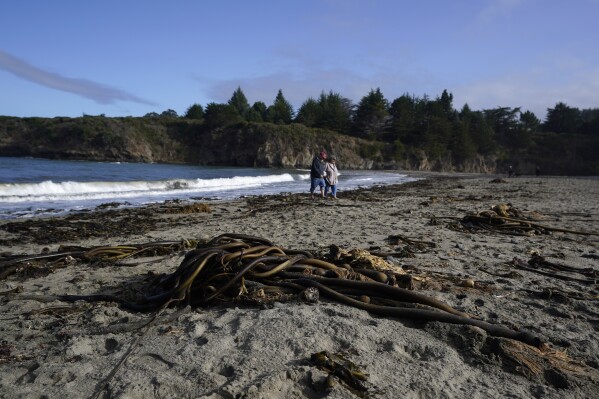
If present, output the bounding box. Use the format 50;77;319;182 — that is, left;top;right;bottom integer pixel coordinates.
1;173;598;399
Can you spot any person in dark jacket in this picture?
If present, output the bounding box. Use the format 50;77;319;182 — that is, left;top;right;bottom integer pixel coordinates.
310;150;327;199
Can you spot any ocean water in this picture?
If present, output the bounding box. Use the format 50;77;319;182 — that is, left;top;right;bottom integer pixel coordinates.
0;157;417;220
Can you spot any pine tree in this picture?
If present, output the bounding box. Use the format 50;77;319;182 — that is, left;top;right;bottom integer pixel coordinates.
266;90;294;124
295;97;319;127
353;88;389;139
228;87;250;119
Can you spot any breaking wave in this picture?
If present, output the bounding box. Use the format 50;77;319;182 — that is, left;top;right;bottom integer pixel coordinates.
0;173;307;203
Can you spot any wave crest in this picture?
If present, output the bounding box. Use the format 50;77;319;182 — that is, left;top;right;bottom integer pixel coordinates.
0;173;306;203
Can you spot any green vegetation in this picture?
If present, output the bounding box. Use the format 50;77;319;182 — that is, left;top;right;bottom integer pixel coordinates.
1;86;598;174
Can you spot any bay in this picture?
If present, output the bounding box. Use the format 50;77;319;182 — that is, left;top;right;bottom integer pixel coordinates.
0;157;417;220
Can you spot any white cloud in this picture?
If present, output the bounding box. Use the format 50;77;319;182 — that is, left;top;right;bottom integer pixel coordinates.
0;50;155;106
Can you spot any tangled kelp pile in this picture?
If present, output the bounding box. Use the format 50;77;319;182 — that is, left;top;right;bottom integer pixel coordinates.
450;203;599;237
2;233;540;348
3;232;599;396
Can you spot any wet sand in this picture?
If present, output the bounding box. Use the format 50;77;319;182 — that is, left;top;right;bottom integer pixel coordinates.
1;173;598;398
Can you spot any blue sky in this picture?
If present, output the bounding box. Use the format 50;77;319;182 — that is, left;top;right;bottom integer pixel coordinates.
1;0;598;121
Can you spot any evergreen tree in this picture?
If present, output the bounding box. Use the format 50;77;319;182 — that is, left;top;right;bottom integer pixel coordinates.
423;115;452;159
295;97;319;127
266;90;294;124
580;108;599;136
228;87;250;119
204;103;242;128
427;90;456;121
184;103;204;120
462;107;496;154
520;110;540;133
388;94;417;144
483;106;521;145
353;88;390;139
316;91;352;134
438;89;454;116
251;101;268;121
543;102;582;134
450;120;476;162
459;103;472;119
295;92;352;133
246;107;263;122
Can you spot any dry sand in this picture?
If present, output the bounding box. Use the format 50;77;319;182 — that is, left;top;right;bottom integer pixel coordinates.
0;173;598;398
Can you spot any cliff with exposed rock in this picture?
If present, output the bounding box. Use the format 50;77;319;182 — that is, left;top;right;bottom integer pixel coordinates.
0;116;385;169
3;115;594;174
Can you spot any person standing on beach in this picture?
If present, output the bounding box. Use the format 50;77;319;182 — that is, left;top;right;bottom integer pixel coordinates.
310;150;327;199
324;155;339;199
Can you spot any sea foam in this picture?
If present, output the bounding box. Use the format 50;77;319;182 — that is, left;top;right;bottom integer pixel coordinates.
0;173;306;203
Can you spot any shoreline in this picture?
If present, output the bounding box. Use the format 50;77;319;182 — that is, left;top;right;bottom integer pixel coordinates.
0;159;418;221
1;173;598;398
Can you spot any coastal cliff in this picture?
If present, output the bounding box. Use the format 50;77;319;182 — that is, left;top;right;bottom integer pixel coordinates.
1;115;595;174
0;116;411;170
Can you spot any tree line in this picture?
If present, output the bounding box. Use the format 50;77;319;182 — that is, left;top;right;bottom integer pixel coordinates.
145;87;599;163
